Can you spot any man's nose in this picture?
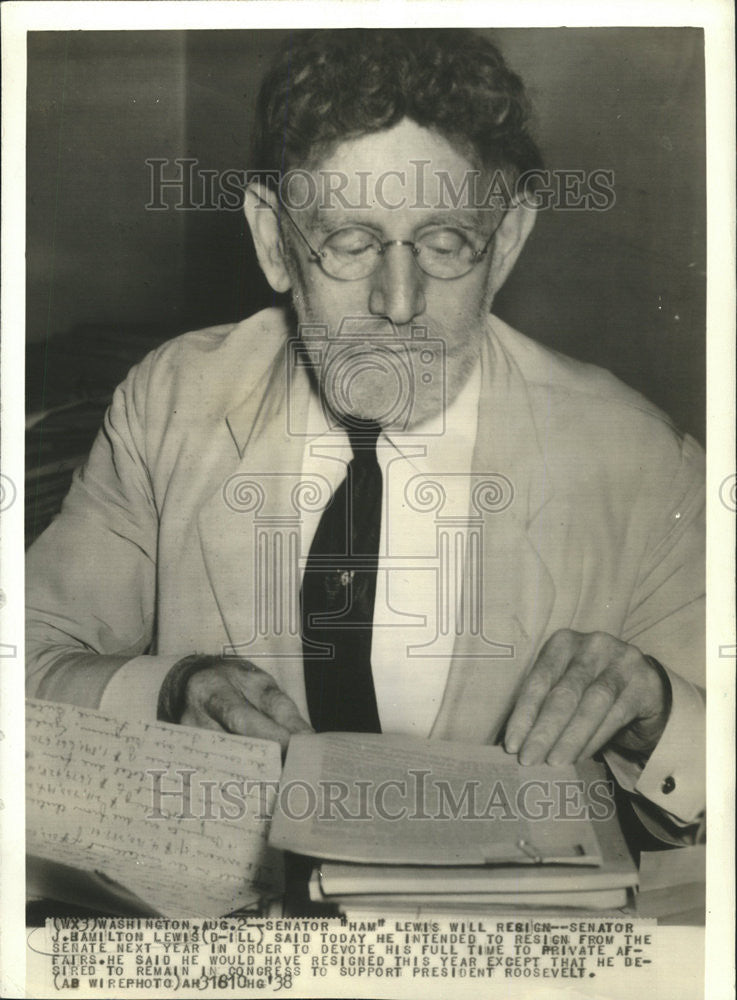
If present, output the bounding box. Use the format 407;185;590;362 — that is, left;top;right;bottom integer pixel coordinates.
368;245;426;325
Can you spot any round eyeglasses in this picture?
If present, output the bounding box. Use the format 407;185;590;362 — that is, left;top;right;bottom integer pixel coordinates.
268;197;507;282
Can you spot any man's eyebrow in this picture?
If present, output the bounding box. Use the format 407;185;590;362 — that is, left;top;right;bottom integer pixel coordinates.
308;212;381;236
308;208;490;236
414;211;489;232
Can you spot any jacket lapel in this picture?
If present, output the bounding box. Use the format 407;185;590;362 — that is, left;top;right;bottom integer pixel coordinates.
197;345;313;716
432;328;557;743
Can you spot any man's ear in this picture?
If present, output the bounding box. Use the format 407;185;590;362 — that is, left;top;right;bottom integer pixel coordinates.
243;183;292;293
488;200;537;296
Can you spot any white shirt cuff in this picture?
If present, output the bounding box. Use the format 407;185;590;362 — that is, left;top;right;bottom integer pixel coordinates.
98;655;180;723
604;665;705;825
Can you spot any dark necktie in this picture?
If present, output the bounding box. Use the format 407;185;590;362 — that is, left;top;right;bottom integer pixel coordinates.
301;421;383;733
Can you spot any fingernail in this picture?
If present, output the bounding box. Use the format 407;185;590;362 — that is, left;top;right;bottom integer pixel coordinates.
547;751;564;765
505;737;519;754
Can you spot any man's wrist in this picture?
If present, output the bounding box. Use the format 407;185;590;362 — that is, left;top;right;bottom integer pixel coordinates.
642;654;674;756
609;655;673;766
606;659;705;828
157;654;221;723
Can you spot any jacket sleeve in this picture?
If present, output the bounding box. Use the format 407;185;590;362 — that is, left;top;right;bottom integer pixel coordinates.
608;431;705;842
26;351;165;709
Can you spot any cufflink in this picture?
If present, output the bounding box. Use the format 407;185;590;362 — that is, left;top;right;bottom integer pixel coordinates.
661;775;676;794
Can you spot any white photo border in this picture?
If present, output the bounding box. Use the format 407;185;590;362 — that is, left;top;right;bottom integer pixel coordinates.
2;2;734;998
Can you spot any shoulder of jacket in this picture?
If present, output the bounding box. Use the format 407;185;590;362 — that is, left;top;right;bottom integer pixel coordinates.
489;314;680;434
144;307;289;377
119;307;289;403
112;308;290;441
487;315;704;494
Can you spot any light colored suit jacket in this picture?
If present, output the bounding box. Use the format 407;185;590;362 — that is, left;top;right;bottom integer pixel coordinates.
26;309;705;829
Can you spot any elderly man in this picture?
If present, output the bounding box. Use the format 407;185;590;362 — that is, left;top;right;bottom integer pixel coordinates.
26;29;704;843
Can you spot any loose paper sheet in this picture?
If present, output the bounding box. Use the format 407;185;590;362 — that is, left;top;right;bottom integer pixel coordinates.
26;700;284;917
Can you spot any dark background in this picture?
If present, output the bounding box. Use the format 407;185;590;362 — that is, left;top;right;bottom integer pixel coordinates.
27;28;706;443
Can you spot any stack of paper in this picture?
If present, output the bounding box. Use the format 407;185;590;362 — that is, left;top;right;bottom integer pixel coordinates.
270;734;638;915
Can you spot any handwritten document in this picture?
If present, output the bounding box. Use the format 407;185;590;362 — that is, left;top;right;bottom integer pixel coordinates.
26;699;283;917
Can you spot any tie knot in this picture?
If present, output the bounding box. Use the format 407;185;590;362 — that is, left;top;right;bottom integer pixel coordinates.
346;420;382;460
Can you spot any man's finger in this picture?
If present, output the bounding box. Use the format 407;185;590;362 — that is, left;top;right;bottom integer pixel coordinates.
517;655;599;765
546;669;626;764
204;686;296;748
234;667;313;734
180;706;224;732
183;667;309;747
239;703;297;749
504;630;579;754
203;686;252;733
578;695;641;760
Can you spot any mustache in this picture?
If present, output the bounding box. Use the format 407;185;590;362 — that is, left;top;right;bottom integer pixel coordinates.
298;314;483;351
300;316;416;341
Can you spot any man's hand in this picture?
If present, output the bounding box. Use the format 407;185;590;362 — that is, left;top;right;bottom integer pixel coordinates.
504;630;671;765
160;655;313;750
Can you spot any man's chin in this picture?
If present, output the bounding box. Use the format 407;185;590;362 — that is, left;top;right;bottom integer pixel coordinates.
323;391;400;429
322;385;443;431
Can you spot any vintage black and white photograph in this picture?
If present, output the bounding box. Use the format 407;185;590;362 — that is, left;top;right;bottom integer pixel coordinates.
1;2;734;998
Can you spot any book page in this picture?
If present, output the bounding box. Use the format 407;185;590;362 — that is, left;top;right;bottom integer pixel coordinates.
270;733;602;865
26;699;284;917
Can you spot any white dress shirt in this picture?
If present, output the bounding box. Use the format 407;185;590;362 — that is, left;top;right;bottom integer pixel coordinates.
299;364;482;737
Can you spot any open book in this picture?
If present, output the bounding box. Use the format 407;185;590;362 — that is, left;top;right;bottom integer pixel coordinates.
26;699;284;918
